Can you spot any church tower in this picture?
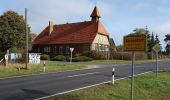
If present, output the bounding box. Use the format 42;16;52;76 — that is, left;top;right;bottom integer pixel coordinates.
90;6;101;22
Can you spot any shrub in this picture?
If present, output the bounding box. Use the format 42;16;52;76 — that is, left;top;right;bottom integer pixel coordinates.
41;54;50;60
51;55;66;61
111;52;148;60
49;54;58;60
66;56;70;61
72;56;93;62
82;51;105;60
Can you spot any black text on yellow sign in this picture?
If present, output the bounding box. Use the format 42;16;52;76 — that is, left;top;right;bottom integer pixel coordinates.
123;35;147;51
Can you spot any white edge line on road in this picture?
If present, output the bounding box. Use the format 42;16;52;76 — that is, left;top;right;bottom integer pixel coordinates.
35;71;153;100
67;72;100;78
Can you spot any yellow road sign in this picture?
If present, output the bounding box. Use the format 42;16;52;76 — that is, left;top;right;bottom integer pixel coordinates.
4;54;8;60
153;44;161;52
123;35;147;51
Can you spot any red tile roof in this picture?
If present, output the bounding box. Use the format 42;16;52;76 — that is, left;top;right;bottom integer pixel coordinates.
33;21;109;44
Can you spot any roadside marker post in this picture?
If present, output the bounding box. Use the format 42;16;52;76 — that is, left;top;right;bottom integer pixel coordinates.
152;44;161;77
112;68;115;85
70;48;74;64
123;35;147;100
4;53;8;67
43;61;46;72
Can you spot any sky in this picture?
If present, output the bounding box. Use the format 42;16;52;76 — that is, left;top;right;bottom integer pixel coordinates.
1;0;170;50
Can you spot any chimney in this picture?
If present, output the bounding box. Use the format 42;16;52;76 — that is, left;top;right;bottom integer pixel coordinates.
49;21;53;35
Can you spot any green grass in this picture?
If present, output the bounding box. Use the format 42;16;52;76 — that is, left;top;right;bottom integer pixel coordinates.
0;61;85;78
80;59;169;65
46;71;170;100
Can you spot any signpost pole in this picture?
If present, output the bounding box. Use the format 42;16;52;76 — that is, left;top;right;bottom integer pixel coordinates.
131;51;135;100
152;44;161;77
123;35;146;100
70;48;74;64
70;51;72;64
156;52;158;77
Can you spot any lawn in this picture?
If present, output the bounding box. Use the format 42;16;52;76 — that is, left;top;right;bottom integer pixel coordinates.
0;61;85;78
46;71;170;100
71;59;170;65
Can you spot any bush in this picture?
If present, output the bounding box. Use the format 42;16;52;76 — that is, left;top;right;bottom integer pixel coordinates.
110;52;148;60
66;56;70;61
82;51;105;60
51;55;66;61
72;56;93;62
41;54;50;60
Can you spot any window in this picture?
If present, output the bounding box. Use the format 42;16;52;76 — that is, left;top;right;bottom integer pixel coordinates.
99;44;101;51
101;44;104;51
66;46;70;54
38;47;40;52
83;44;90;52
104;45;109;51
59;46;63;54
44;46;51;53
95;43;99;51
53;46;58;54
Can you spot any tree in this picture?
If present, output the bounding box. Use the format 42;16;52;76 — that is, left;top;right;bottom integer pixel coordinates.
164;34;170;54
128;27;154;52
155;34;160;44
148;32;157;52
0;10;31;53
116;45;123;52
30;33;37;42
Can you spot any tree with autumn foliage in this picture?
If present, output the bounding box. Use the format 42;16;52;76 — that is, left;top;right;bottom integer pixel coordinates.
0;10;32;53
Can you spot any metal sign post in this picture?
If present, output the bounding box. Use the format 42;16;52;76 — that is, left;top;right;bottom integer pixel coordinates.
70;48;74;64
156;52;158;77
123;35;146;100
152;44;161;77
131;52;135;100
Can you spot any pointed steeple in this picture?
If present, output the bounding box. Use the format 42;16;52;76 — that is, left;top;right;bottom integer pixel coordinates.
90;6;101;21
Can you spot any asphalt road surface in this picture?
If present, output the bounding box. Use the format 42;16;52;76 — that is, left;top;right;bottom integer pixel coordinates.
0;60;169;100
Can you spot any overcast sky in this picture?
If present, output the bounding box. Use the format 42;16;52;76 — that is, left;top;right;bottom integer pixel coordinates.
1;0;170;50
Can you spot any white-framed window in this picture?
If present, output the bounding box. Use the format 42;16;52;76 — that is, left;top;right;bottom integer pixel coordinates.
99;44;101;51
95;43;99;50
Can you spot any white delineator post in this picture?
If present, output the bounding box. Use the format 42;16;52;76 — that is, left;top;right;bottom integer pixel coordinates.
112;68;115;85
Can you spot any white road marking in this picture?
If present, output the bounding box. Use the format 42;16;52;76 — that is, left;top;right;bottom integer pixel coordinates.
35;71;153;100
67;72;100;78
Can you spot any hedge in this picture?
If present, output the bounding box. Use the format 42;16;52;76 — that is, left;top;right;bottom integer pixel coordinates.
72;56;93;62
51;55;66;61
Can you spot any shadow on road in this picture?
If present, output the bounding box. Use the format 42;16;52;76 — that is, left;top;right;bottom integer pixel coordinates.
5;88;49;100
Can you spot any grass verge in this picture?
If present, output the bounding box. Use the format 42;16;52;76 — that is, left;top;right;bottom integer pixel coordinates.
0;61;85;78
70;59;170;65
46;71;170;100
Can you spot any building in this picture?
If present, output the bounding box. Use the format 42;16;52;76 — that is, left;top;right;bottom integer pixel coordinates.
32;6;111;55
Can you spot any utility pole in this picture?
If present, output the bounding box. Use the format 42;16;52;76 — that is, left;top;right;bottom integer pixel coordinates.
25;8;28;69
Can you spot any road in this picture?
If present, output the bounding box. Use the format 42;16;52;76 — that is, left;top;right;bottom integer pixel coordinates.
0;60;169;100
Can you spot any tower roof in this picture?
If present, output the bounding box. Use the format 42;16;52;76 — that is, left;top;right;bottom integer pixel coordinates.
90;6;101;18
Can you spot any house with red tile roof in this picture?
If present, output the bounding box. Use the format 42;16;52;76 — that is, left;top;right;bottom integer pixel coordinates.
32;6;112;55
